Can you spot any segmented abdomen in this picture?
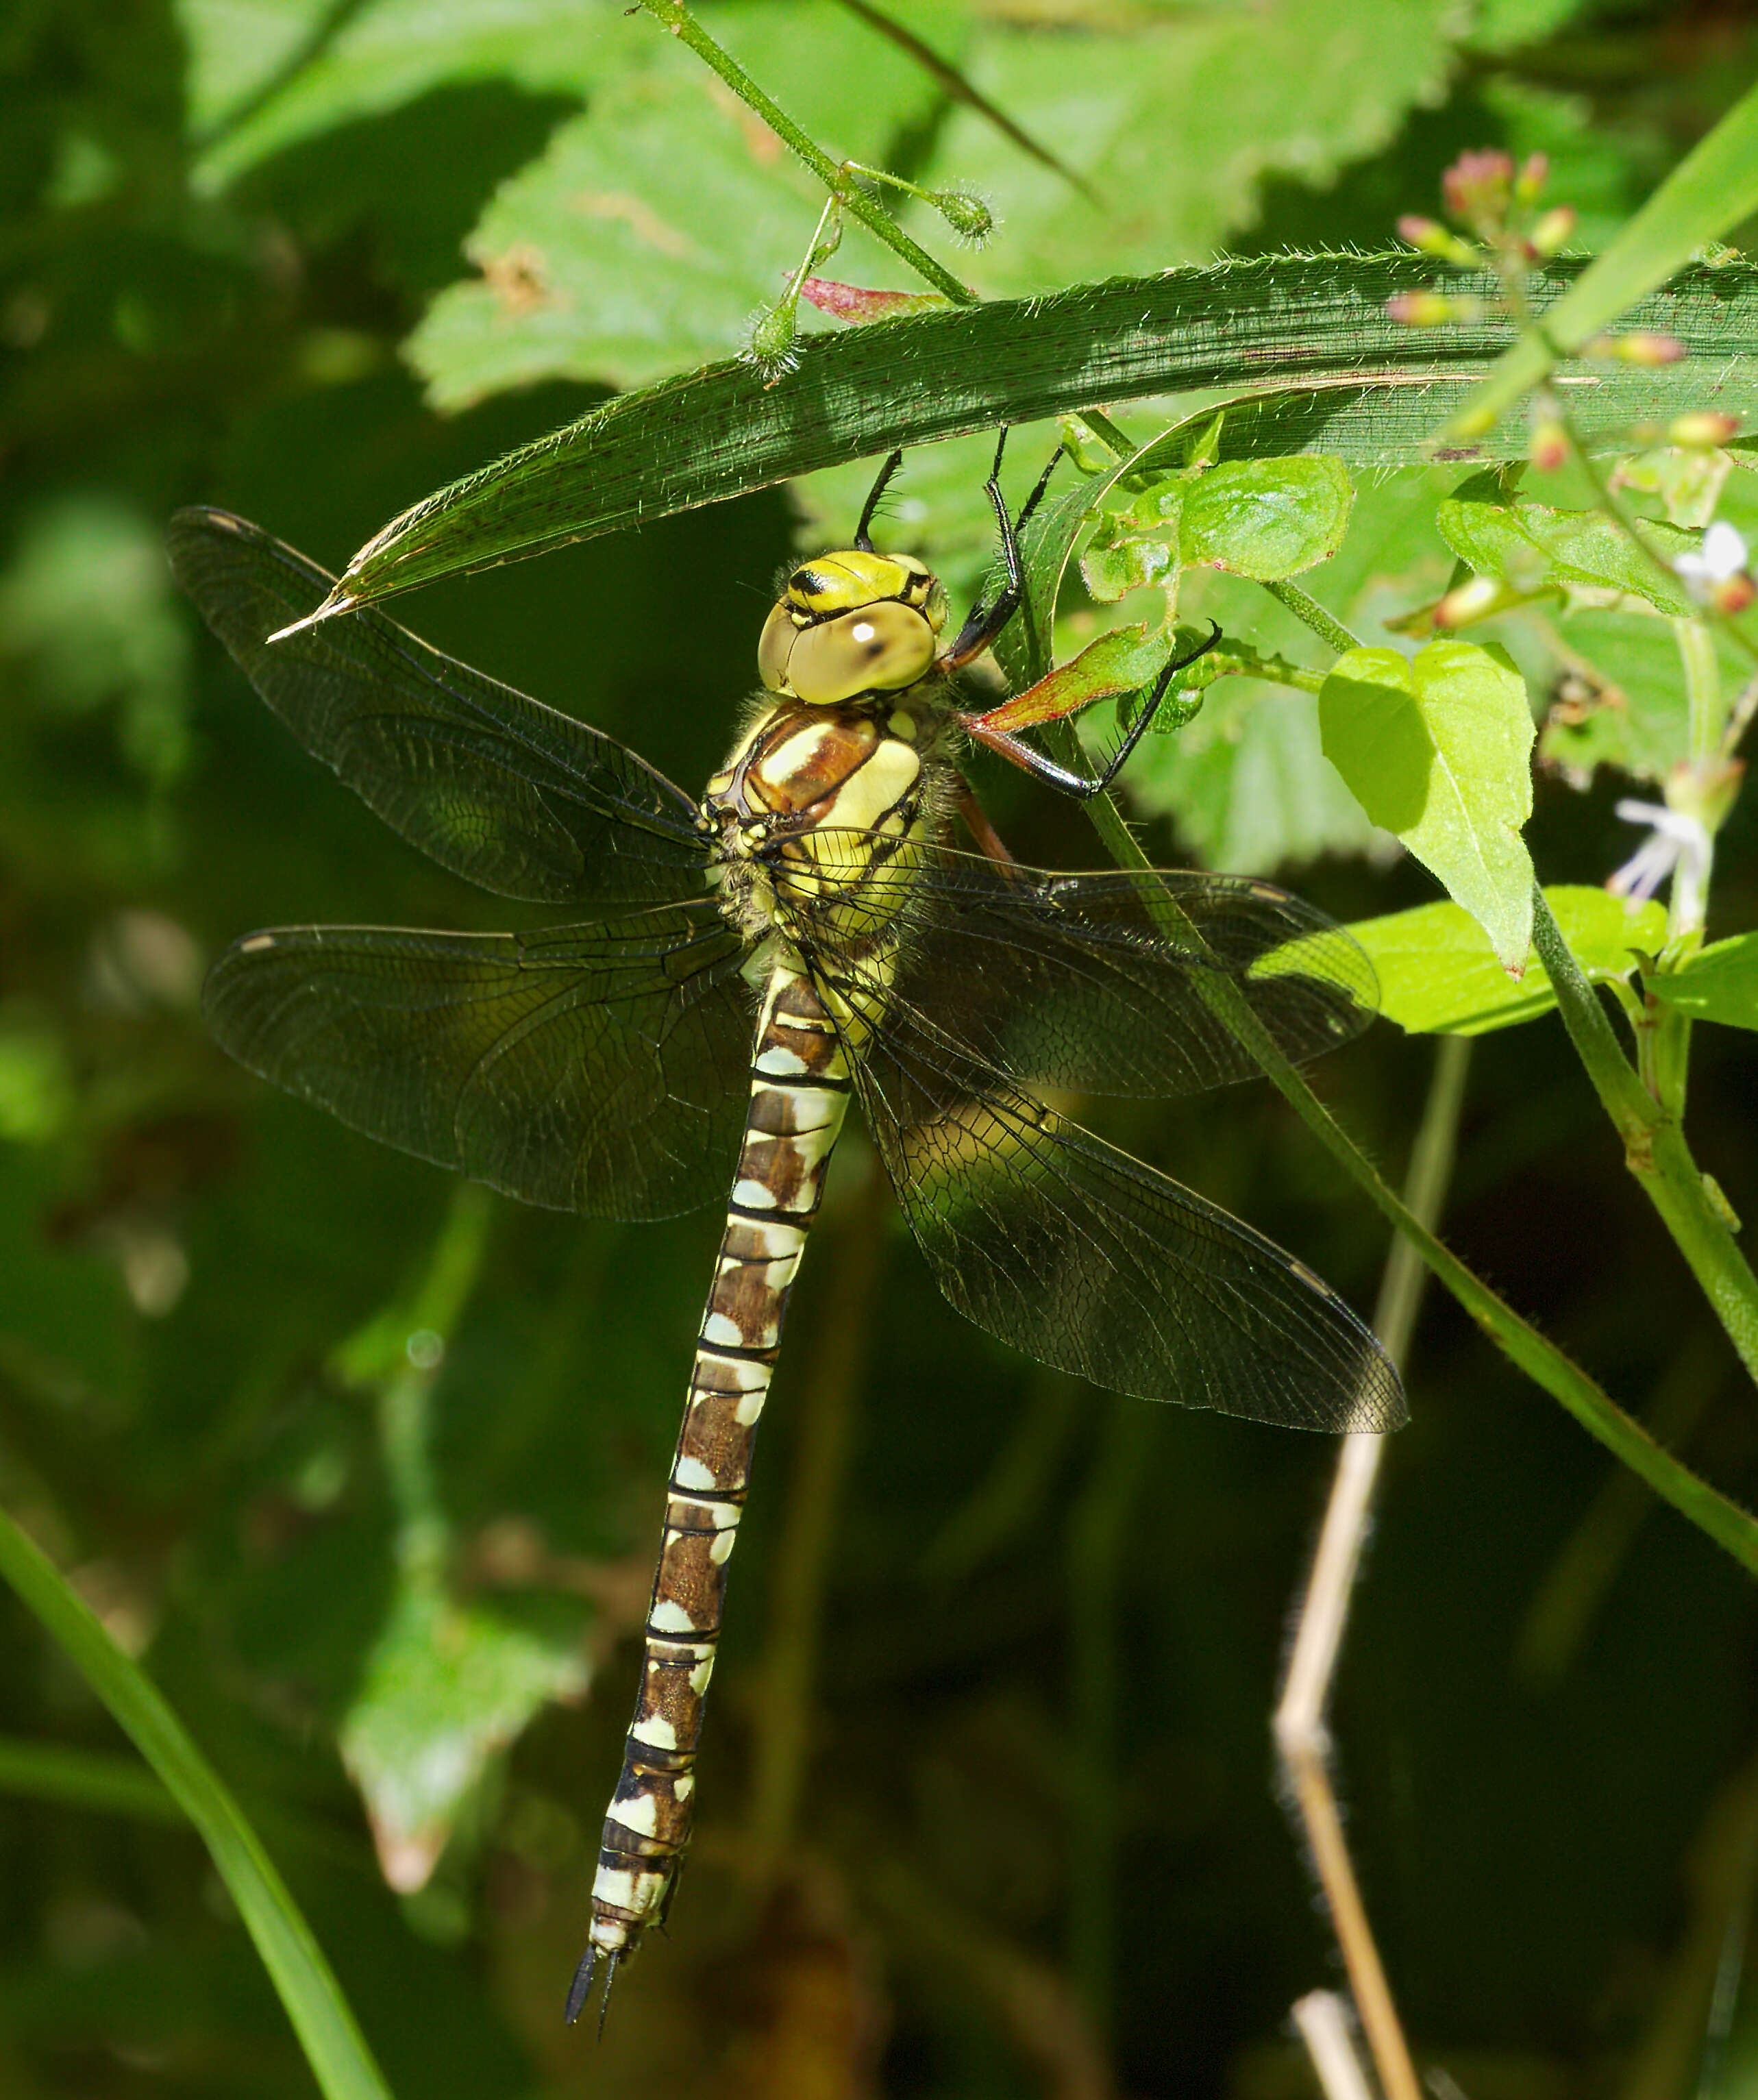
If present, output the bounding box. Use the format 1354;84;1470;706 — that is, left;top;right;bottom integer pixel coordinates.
571;963;852;2010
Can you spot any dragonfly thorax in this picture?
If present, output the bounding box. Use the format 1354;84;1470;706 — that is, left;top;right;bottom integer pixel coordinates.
757;548;950;705
702;697;937;949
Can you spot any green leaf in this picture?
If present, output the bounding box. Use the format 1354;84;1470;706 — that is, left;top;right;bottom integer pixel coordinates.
1437;473;1699;615
406;5;950;401
1320;640;1535;967
408;77;822;404
340;1586;587;1892
1081;489;1183;604
1346;886;1667;1034
1647;930;1758;1030
312;256;1758;612
1104;468;1450;872
0;1508;393;2100
1444;75;1758;441
184;0;602;189
1179;456;1354;581
916;0;1464;296
1535;608;1703;784
1079;455;1354;603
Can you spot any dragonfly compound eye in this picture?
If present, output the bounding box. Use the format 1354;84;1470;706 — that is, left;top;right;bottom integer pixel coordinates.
758;598;938;703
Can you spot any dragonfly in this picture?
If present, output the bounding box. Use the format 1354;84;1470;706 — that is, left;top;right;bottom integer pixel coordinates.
169;438;1404;2023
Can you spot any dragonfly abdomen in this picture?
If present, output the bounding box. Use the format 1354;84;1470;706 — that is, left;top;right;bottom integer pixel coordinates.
574;961;851;2011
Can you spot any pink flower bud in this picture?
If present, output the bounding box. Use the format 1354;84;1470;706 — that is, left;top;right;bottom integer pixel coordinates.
1528;417;1568;471
1433;575;1503;628
1667;411;1740;447
1515;153;1549;206
1442;148;1514;230
1526;206;1576;258
1584;332;1686;365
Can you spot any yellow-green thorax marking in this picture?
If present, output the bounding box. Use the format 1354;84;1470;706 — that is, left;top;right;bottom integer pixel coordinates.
578;544;958;1999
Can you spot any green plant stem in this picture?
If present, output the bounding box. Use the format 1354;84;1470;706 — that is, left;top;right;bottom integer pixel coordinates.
1266;579;1362;655
1066;1395;1156;2039
1677;613;1725;769
1555;414;1758;676
334;1185;495;1588
834;0;1098;203
780;191;844;310
1528;887;1758;1389
0;1509;393;2100
0;1734;377;1873
0;1736;183;1823
1724;667;1758;759
1048;736;1758;1570
635;1;974;307
921;1373;1080;1585
1213;645;1326;695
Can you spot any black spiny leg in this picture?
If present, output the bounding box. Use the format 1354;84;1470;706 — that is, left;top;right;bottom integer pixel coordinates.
941;428;1065;671
964;621;1223;801
854;449;905;552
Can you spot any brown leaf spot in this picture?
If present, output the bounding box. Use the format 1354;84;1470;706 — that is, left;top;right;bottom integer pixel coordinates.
571;190;697;260
474;243;558;315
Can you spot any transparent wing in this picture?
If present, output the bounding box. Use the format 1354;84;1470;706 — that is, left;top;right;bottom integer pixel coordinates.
169;508;708;906
205;902;754;1220
810;932;1402;1433
784;839;1378;1100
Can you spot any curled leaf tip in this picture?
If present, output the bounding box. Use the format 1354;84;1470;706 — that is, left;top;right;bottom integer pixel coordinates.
267;597;349;643
797;278;951;323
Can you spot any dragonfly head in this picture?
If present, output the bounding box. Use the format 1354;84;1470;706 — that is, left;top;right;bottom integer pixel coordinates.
758;549;949;704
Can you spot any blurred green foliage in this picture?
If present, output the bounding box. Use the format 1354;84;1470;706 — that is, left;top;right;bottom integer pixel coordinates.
3;2;1758;2097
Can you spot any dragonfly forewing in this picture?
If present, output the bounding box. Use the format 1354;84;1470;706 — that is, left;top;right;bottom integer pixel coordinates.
813;841;1380;1101
169;508;709;906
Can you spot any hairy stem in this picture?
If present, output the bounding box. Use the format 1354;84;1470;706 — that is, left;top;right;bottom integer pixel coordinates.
1530;887;1758;1389
1050;730;1758;1570
1265;579;1363;656
636;1;975;306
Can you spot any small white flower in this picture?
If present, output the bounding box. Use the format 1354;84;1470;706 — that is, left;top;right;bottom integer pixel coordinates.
1674;519;1749;601
1607;797;1711;924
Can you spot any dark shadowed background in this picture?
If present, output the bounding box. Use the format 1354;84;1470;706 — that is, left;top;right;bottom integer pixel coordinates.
3;2;1757;2095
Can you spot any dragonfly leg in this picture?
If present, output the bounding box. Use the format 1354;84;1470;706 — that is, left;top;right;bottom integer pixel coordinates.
941;430;1065;671
854;448;906;552
952;773;1022;871
963;621;1222;800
